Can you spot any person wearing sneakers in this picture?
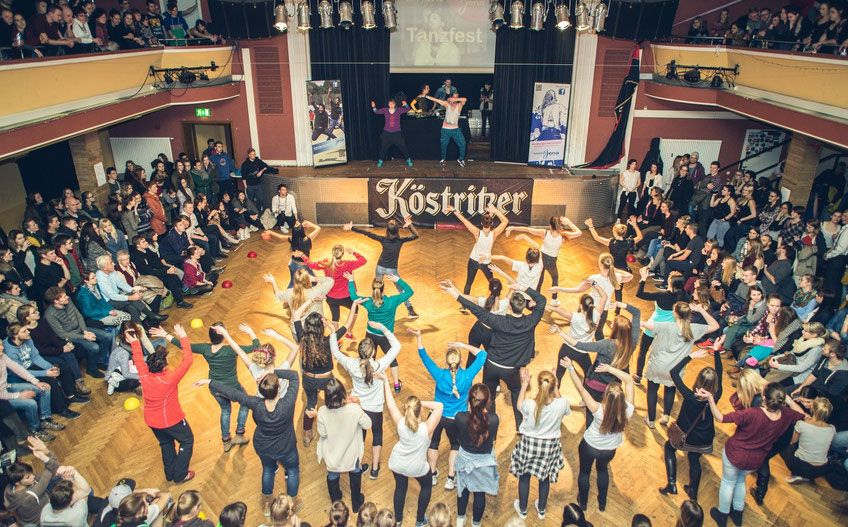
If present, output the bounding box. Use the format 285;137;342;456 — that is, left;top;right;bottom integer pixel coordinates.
0;339;63;441
447;204;509;314
165;322;253;453
425;92;468;167
3;323;83;421
413;329;486;491
383;373;443;527
453;383;499;527
510;369;571;521
92;479;170;527
271;184;298;234
347;272;414;393
330;323;400;481
195;362;300;516
128;323;196;484
372;99;413;168
344;216;420;320
505;216;582;306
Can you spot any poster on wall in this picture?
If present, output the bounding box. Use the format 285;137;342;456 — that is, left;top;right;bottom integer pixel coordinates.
528;83;571;167
306;80;347;167
368;178;533;227
740;130;786;175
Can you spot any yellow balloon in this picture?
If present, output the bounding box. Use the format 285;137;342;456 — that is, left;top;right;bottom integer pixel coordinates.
190;318;204;329
123;396;140;411
198;512;206;520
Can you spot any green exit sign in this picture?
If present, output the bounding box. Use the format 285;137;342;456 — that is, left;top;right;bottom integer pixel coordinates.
195;108;210;117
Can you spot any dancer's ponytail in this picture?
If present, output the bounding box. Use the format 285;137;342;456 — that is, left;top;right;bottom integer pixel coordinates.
357;338;376;386
446;348;462;398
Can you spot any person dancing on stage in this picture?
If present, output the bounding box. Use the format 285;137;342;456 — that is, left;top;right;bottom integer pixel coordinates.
425;93;468;167
372;99;412;167
344;216;420;320
506;216;582;306
444;204;509;314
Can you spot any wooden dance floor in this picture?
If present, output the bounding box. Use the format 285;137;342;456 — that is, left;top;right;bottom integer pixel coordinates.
50;227;842;526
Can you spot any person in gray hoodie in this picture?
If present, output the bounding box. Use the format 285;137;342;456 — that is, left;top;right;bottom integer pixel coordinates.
3;435;63;526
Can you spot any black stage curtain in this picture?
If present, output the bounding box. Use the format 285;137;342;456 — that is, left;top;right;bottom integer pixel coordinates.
309;10;390;162
492;20;575;163
580;48;640;169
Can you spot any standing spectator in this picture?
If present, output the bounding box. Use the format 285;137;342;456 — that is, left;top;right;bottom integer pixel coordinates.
145;0;165;42
710;8;730;36
162;1;195;39
823;219;848;290
479;81;493;138
128;323;196;483
190;157;217;200
43;286;111;378
209;141;239;195
144;180;168;236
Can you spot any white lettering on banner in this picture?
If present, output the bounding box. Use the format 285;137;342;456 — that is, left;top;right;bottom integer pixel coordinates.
373;178;529;219
405;27;484;44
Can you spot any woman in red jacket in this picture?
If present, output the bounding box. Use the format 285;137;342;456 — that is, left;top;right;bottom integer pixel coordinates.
144;179;168;236
128;323;196;483
302;244;367;339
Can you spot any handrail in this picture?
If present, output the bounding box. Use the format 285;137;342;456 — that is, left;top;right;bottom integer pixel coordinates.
719;138;791;174
658;34;848;54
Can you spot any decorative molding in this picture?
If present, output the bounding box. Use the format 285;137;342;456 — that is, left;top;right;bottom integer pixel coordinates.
241;48;261;156
633;109;748;119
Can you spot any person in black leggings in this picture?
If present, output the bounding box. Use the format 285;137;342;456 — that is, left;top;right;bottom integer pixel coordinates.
633;267;689;383
452;278;508;367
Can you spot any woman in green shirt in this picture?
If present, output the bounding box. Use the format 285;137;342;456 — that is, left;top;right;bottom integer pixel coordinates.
346;272;414;393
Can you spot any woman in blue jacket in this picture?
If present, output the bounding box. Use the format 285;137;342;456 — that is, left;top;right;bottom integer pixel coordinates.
411;327;486;490
76;270;130;328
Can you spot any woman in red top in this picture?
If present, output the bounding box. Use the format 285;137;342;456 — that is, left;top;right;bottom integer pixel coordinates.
144;179;168;236
128;323;196;483
183;246;217;295
697;382;806;527
302;244;367;338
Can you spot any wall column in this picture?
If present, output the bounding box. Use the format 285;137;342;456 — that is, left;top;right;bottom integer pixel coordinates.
287;30;313;166
566;32;598;166
781;134;819;205
68;131;106;200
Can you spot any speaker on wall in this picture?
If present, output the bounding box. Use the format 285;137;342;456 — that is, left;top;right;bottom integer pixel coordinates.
604;0;679;41
209;0;275;40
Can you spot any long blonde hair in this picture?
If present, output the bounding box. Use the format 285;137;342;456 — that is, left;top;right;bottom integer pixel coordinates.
327;244;345;273
609;316;634;369
736;369;767;408
810;397;833;422
371;278;385;308
98;218;118;242
403;395;422;433
269;494;297;525
166;490;202;523
533;370;558;424
674;302;694;342
446;348;461;398
599;382;629;435
427;503;452;527
290;268;313;312
358;338;377;386
721;256;737;285
599;253;619;290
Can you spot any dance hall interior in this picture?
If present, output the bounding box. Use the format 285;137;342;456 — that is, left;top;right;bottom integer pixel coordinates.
1;1;848;527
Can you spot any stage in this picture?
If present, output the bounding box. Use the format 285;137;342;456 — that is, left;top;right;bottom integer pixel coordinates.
264;160;621;227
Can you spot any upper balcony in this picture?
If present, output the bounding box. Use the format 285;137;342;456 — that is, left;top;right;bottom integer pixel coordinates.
0;45;240;158
646;41;848;149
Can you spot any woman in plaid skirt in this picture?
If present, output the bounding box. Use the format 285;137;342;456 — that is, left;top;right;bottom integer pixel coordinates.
509;369;572;521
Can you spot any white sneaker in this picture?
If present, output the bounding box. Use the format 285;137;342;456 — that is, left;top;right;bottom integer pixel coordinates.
431;469;439;486
534;499;546;519
786;475;808;484
456;516;465;527
444;476;456;490
249;225;259;232
549;299;560;307
107;383;115;396
513;499;527;520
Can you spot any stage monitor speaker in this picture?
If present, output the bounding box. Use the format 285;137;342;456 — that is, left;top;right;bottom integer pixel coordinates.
209;0;275;40
604;0;679;41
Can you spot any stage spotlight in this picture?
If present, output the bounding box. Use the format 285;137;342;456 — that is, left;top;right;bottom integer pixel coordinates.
593;1;607;32
666;60;678;79
555;3;571;29
361;1;377;29
339;1;354;28
273;3;288;32
711;75;724;88
179;68;197;84
198;72;209;81
318;0;333;29
163;73;174;85
509;0;524;29
489;1;505;30
684;68;701;83
575;1;591;30
530;2;545;31
383;0;397;31
296;1;311;30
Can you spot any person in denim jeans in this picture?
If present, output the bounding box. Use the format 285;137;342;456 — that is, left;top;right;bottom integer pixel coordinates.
0;342;63;442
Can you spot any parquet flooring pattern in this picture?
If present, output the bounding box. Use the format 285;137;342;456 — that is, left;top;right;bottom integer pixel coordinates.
44;226;844;527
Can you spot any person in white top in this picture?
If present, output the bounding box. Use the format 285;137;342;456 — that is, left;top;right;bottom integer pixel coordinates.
781;396;837;484
425;93;468;167
548;286;606;384
509;369;572;521
490;244;544;292
561;357;635;512
505;216;582;307
68;7;96;52
330;322;401;480
445;204;509;314
271;184;298;234
382;372;443;527
264;270;333;335
617;159;641;220
226;325;300;398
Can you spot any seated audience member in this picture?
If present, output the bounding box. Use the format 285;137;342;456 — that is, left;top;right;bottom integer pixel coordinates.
80;222;110;272
779;396;836;484
114;11;145;49
95;255;167;327
53;234;84;292
20;304;90;396
765;321;827;386
229;190;264;232
25;4;75;55
3;322;81;419
105;322;154;396
272;184;298;233
181;201;225;260
130;235;192;309
115;250;169;312
32;245;69;307
4;437;64;524
77;269;132;327
39;466;94;527
100;218;129;258
165;490;215;526
93;483;170;527
182;246;218;295
189;19;223;43
0;344;61;441
0;279;36;325
761;243;796;303
58;215;79;240
43;286;111;378
791;339;848;405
